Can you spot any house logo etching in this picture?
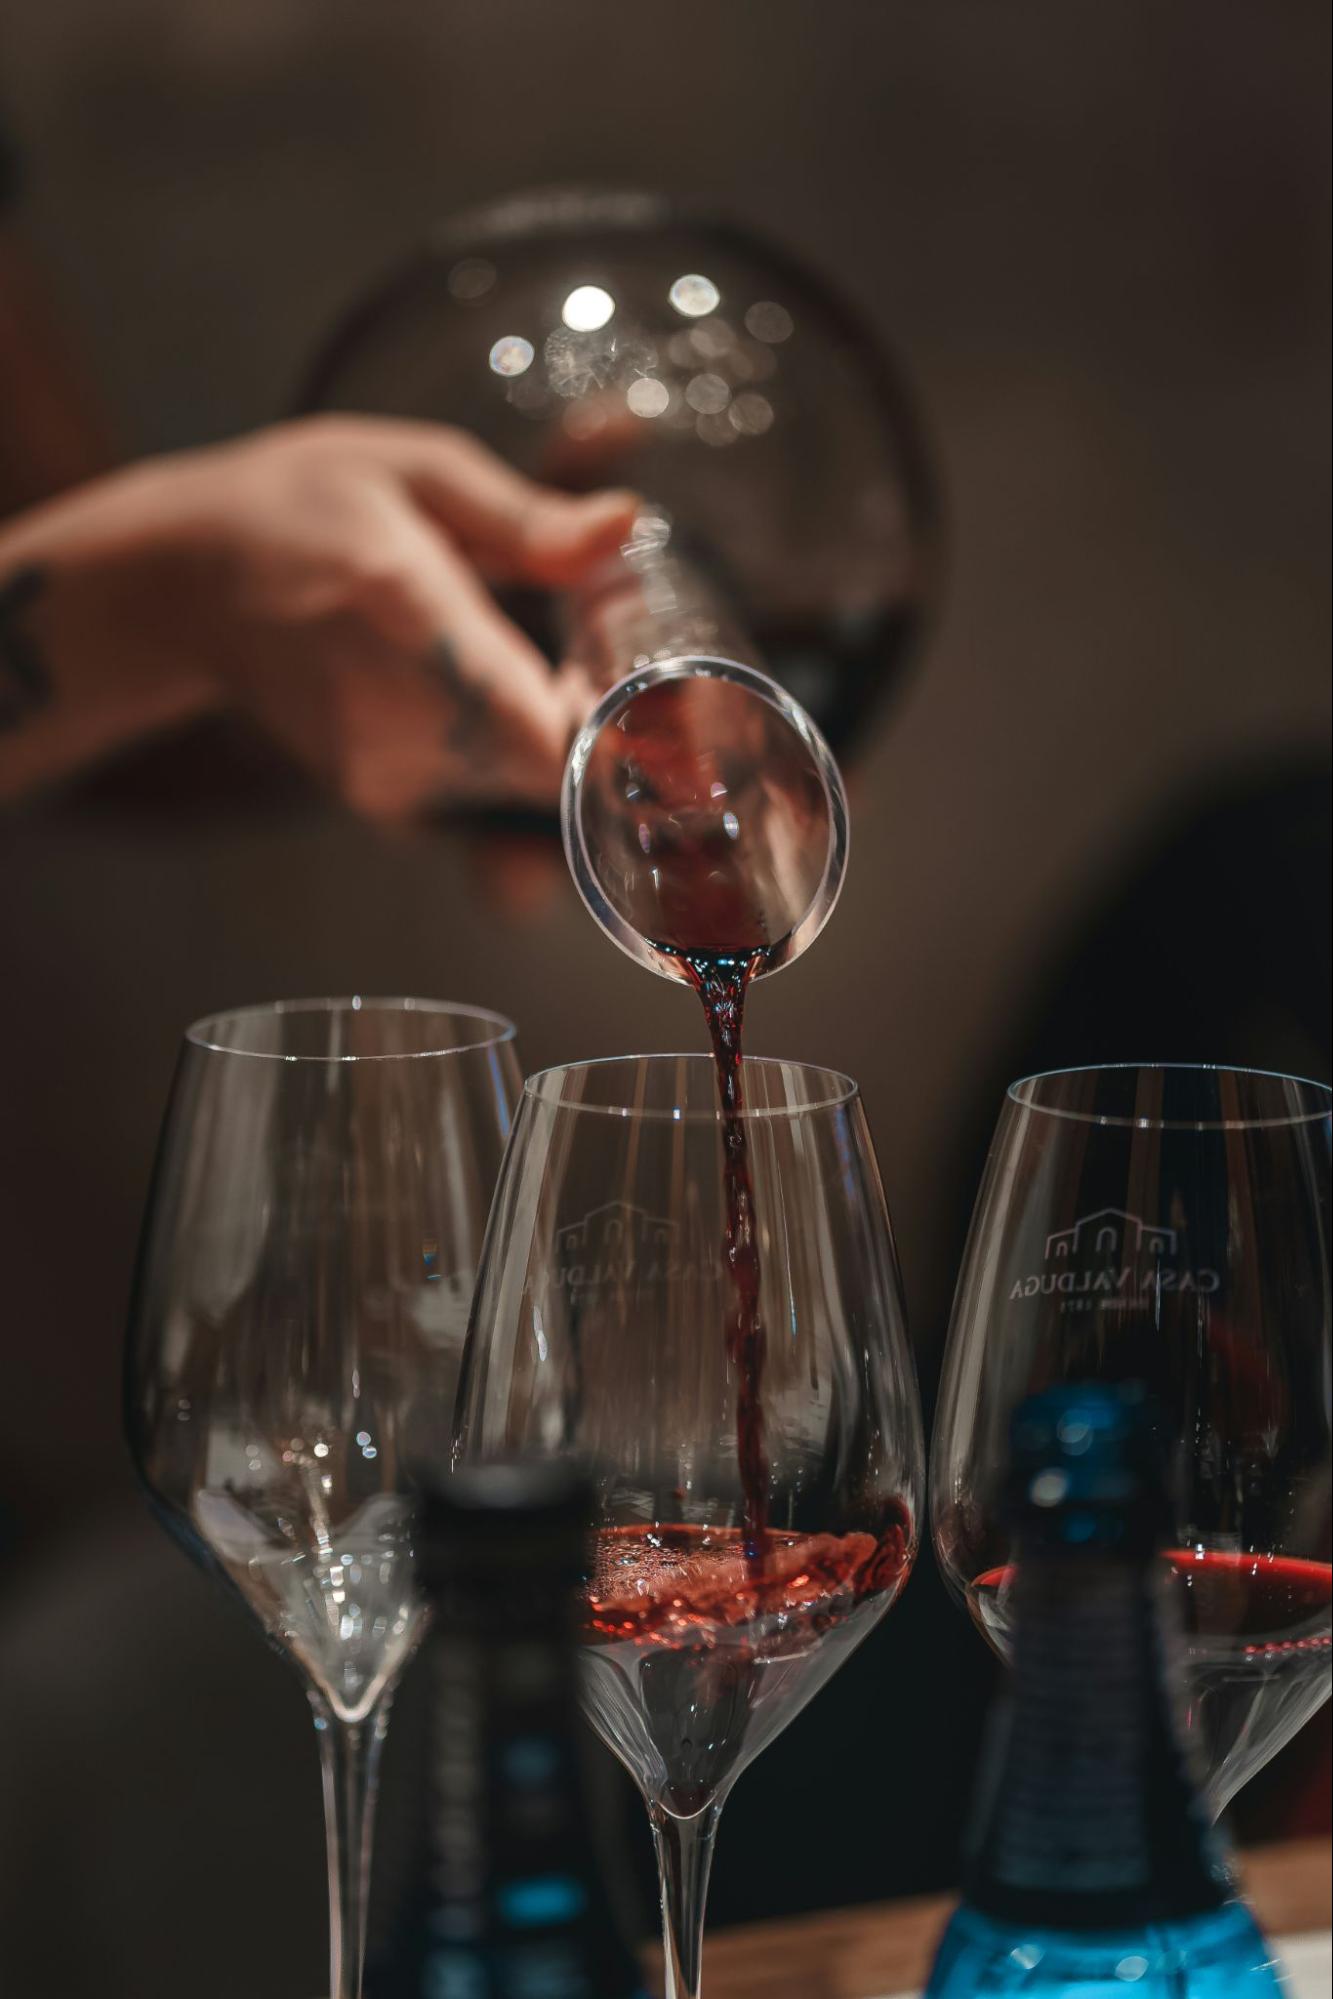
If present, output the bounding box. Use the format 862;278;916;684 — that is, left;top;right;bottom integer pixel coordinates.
1045;1207;1178;1260
551;1200;682;1295
1008;1206;1220;1309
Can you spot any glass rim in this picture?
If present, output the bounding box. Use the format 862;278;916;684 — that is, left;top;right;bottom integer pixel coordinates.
560;655;850;984
184;996;518;1064
523;1053;861;1121
1007;1062;1333;1131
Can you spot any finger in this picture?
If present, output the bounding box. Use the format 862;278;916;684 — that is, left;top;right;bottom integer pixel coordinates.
364;419;640;586
316;635;550;822
359;506;574;790
303;622;465;820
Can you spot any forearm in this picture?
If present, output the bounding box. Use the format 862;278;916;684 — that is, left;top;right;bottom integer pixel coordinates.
2;416;641;816
0;463;222;803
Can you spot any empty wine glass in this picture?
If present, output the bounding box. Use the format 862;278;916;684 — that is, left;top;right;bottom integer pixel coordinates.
454;1055;924;1999
932;1064;1332;1818
125;998;522;1999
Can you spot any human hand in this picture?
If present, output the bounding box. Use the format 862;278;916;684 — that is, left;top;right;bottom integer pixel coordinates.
175;416;638;815
0;416;638;815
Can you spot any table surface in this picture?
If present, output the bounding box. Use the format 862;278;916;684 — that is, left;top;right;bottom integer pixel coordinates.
700;1838;1331;1999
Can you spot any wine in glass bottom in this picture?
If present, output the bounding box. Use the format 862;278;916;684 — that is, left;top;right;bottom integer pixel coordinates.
584;1514;914;1816
969;1549;1332;1809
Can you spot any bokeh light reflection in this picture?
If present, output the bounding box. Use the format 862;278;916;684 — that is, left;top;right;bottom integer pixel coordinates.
685;372;731;416
561;284;616;331
729;391;774;436
627;377;671;419
447;257;497;301
669;273;721;317
744;299;794;343
488;335;534;377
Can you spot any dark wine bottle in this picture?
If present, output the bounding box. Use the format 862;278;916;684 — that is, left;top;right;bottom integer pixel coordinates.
924;1381;1283;1997
366;1462;649;1999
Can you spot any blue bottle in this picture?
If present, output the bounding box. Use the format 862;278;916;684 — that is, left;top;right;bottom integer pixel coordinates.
925;1383;1283;1998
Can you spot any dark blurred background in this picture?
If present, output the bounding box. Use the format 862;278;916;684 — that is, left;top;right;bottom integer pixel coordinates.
0;5;1328;1995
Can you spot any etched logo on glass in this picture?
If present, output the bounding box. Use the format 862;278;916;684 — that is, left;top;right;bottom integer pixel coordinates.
551;1200;681;1294
1045;1207;1178;1261
1008;1206;1219;1310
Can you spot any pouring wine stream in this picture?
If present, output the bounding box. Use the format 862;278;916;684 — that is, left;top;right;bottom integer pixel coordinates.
563;518;850;1563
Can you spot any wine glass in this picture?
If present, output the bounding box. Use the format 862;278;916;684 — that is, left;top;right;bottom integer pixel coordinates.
932;1063;1332;1818
453;1054;924;1999
125;997;522;1999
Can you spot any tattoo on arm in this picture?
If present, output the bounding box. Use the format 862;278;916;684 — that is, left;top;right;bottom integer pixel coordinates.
0;564;51;731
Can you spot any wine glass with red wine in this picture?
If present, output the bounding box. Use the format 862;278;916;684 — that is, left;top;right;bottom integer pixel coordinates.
453;1054;924;1999
125;998;523;1999
932;1063;1332;1818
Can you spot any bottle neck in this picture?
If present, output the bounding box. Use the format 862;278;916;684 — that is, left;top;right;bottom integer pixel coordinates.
565;512;761;683
965;1557;1233;1930
368;1536;646;1998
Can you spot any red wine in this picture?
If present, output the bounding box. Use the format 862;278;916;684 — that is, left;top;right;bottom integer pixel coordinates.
605;672;836;1567
672;945;774;1563
635;733;782;1566
969;1550;1332;1805
582;1513;912;1815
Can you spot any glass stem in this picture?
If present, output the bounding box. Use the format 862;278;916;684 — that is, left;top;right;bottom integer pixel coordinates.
311;1692;390;1999
650;1799;722;1999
